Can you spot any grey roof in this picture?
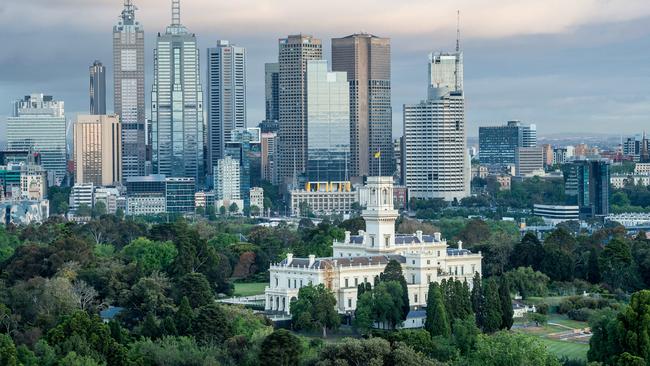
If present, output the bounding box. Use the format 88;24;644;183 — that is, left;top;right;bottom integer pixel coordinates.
447;248;473;255
407;310;427;319
281;255;406;269
100;306;124;320
348;234;439;246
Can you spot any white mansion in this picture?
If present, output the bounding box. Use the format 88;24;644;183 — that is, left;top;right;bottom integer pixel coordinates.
265;177;482;314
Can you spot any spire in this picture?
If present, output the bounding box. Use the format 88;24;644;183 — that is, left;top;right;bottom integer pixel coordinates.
456;10;461;53
454;10;462;92
171;0;181;26
120;0;136;25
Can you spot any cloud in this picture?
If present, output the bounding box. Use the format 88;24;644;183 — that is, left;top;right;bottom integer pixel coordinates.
3;0;650;41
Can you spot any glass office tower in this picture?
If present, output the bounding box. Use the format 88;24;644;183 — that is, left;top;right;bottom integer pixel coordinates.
306;60;350;182
151;0;204;185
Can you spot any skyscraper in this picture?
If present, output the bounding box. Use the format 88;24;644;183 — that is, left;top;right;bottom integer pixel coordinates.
89;61;106;115
73;115;122;186
332;33;392;178
277;34;322;187
404;86;469;201
113;0;146;179
206;40;246;171
479;121;537;167
151;0;204;184
563;159;610;218
264;62;279;122
306;60;350;182
428;51;463;92
7;94;67;185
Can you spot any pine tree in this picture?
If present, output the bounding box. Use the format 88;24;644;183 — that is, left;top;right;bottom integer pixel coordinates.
380;260;410;319
471;272;483;320
456;280;473;320
480;278;502;333
357;283;366;298
498;276;514;330
140;312;161;339
160;316;178;336
587;248;602;284
174;296;194;336
425;282;451;337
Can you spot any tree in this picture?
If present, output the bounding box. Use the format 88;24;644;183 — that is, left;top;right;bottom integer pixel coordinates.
175;272;214;308
76;203;92;217
607;290;650;363
193;303;233;343
372;281;407;329
587;248;602;283
250;205;261;217
466;332;561;366
504;267;549;299
471;272;482;315
452;315;480;356
121;237;178;274
479;278;502;333
219;205;227;216
510;232;543;270
599;238;641;291
291;284;340;338
353;291;374;335
174;296;194;336
425;282;450;337
456;219;491;246
229;202;239;215
525;312;548;327
380;259;410;319
498;276;514;330
259;329;302;366
0;334;18;366
92;201;107;218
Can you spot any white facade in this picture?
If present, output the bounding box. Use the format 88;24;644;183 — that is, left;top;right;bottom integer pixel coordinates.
20;165;47;200
214;156;241;200
266;177;482;314
94;187;121;214
404;88;470;201
126;196;166;216
249;187;264;211
290;182;358;216
69;183;95;215
429;51;463;92
611;174;650;189
606;213;650;227
194;191;215;208
635;163;650;175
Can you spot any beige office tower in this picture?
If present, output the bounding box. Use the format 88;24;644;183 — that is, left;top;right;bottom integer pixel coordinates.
74;115;122;186
332;34;393;179
276;34;322;187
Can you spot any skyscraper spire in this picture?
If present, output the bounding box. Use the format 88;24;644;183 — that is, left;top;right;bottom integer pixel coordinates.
171;0;181;26
121;0;136;25
456;10;461;53
454;10;462;92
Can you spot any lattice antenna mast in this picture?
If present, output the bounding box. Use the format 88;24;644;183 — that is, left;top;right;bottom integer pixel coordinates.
121;0;136;24
171;0;181;26
455;10;461;92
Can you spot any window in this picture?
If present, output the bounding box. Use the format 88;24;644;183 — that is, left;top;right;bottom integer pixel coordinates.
427;274;431;283
411;274;415;284
412;260;415;265
427;260;430;265
345;278;349;288
354;278;358;286
385;236;390;247
300;280;303;287
371;236;375;247
348;298;352;308
437;251;440;257
275;278;278;287
414;294;418;303
294;279;297;288
287;279;291;288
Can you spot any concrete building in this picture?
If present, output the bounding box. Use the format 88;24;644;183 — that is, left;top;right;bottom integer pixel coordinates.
265;62;280;123
515;147;544;177
74;115;122;186
8;94;67;185
113;0;146;178
332;33;392;178
94;187;121;214
290;181;357;217
206;40;246;170
165;177;195;214
249;187;264;212
610;174;650;189
69;183;95;215
151;0;204;183
0;163;47;201
261;132;277;184
214;156;241;201
277;34;322;187
125;175;166;216
194;191;215;208
404;86;469;202
635;163;650;175
542;144;554;167
266;177;482;314
533;204;580;225
89;61;107;115
0;200;49;226
306;60;350;182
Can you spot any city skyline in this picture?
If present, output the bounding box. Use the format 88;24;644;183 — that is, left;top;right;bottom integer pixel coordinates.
0;1;648;138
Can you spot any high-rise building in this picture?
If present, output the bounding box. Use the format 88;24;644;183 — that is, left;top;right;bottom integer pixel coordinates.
542;144;554;167
306;60;350;182
332;33;392;178
429;51;463;92
261;132;277;184
113;0;146;179
214;156;241;201
206;40;246;170
404;86;469;201
479;121;536;167
73;115;122;186
224;127;260;207
563;159;610;219
7;94;67;185
151;0;204;184
89;61;106;115
276;34;323;187
265;62;280;123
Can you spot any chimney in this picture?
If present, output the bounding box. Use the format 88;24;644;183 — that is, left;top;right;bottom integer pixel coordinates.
416;230;423;242
286;253;293;265
434;232;441;242
345;231;351;243
308;254;315;267
458;241;463;250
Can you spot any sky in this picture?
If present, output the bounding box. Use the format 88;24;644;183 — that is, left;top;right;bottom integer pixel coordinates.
0;0;649;140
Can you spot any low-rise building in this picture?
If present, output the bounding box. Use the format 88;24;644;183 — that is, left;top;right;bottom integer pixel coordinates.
611;174;650;189
290;181;358;217
495;175;512;191
94;187;121;214
0;200;49;225
606;213;650;227
194;191;215;208
533;204;580;225
635;163;650;175
249;187;264;211
69;183;95;214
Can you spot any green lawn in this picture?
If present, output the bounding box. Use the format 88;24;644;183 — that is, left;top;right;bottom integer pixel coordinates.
233;282;267;297
539;338;589;361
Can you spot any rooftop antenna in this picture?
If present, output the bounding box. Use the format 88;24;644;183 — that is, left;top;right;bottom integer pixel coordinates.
454;10;461;92
171;0;181;26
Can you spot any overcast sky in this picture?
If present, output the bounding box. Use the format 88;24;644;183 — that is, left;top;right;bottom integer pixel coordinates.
1;0;649;139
